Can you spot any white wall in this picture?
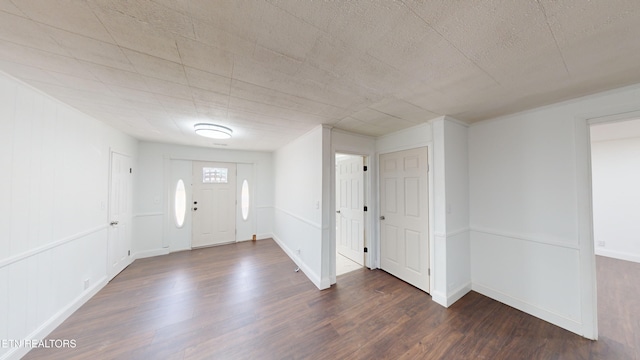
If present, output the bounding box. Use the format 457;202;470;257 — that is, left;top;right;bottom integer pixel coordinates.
0;71;137;360
431;118;471;307
376;122;433;153
469;82;640;338
272;125;329;289
470;109;584;336
591;136;640;263
134;142;273;257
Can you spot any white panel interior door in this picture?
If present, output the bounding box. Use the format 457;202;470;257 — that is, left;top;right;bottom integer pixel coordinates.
192;161;237;247
380;147;429;292
108;152;132;280
336;155;364;266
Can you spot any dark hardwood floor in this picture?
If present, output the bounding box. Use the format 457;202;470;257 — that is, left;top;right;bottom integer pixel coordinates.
24;240;639;359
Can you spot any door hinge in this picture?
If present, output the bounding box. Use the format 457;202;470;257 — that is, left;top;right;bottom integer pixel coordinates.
363;165;368;171
364;206;368;212
364;247;368;253
129;168;132;174
428;268;430;276
128;250;131;256
426;164;429;173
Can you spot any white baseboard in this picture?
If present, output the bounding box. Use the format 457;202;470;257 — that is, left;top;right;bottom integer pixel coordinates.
447;282;472;306
256;233;274;241
4;276;108;360
472;282;583;336
595;248;640;264
430;282;471;308
271;234;325;290
236;236;274;244
133;248;170;259
431;291;447;307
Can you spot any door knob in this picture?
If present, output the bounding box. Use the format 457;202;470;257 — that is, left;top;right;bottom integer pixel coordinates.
110;221;119;226
193;207;198;211
336;210;341;214
379;216;385;220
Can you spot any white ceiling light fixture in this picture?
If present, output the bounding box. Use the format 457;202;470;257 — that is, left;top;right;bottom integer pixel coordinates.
194;123;233;139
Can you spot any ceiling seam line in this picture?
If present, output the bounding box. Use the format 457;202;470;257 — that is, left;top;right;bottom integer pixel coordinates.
535;0;571;77
399;0;502;87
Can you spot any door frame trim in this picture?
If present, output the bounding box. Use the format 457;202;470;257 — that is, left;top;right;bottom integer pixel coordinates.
576;108;640;339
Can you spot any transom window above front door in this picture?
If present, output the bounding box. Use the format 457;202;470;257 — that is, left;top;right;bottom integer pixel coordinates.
202;167;228;183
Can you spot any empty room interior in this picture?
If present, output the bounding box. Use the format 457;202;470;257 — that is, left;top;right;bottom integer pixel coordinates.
2;1;640;359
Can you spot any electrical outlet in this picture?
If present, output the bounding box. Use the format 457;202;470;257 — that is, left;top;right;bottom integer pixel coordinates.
84;279;90;290
296;248;301;255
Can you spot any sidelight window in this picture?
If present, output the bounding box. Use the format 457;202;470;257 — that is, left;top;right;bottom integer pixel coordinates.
174;179;186;228
241;179;250;220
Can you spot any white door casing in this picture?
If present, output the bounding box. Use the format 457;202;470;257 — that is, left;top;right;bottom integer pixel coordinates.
336;155;365;266
380;147;430;292
192;161;237;247
108;152;132;280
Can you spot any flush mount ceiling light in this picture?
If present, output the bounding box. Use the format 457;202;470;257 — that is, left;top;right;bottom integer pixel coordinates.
194;123;233;139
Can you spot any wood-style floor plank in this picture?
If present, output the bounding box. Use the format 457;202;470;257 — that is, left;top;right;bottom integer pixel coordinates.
24;240;640;359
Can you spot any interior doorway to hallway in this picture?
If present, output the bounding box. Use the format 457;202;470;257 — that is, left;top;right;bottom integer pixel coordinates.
335;153;366;276
588;114;640;342
589;117;640;263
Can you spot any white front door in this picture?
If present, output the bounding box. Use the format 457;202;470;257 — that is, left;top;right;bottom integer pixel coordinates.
336;155;365;266
108;152;132;280
380;147;429;292
192;161;237;248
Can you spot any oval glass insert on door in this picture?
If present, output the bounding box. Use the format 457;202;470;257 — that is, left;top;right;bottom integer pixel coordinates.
175;179;186;228
241;179;250;221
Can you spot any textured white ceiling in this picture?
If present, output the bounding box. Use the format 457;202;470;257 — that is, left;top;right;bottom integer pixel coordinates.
1;0;640;150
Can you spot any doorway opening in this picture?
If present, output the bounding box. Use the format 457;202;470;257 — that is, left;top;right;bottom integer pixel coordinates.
335;153;366;276
589;116;640;343
590;118;640;262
